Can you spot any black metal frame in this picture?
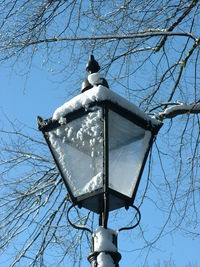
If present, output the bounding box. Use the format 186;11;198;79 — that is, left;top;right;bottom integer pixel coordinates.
38;100;161;133
66;203;92;233
38;99;162;222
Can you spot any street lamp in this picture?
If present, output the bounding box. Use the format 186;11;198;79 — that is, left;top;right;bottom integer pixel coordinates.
37;55;162;266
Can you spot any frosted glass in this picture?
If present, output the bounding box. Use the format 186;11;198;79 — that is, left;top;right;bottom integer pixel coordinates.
47;109;103;197
108;110;151;197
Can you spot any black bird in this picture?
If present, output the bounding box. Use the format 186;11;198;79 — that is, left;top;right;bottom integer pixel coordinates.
86;55;100;74
81;78;93;93
81;55;109;93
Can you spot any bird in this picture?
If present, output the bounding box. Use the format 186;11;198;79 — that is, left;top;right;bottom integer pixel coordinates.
86;55;100;74
81;55;109;93
81;78;93;93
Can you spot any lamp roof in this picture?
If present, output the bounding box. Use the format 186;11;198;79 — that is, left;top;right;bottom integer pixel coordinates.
53;85;161;129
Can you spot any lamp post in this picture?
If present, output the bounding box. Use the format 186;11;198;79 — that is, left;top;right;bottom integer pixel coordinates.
37;55;162;266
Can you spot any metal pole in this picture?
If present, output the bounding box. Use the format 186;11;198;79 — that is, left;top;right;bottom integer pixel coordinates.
102;106;109;229
88;227;121;267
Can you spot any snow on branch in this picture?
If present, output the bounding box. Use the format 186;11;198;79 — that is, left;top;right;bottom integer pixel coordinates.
156;101;200;120
19;30;199;48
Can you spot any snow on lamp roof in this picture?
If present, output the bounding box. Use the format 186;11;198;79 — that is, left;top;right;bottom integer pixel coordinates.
52;84;161;127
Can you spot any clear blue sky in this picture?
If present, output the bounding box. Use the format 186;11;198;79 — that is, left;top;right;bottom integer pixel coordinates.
0;58;199;267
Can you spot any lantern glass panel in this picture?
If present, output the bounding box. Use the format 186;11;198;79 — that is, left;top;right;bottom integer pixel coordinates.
108;110;151;197
47;108;103;197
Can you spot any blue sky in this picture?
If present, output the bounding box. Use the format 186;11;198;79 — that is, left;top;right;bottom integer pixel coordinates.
0;58;199;267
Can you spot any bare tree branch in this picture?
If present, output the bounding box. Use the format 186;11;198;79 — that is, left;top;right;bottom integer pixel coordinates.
156;101;200;120
15;30;199;47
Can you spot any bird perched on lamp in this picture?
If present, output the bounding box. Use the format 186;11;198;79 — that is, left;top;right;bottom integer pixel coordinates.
81;55;109;93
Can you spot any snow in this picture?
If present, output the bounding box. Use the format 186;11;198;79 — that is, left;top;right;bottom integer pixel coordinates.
52;80;160;127
48;109;103;197
94;227;117;267
157;102;200;119
93;226;117;252
81;172;103;194
160;103;186;116
97;252;115;267
88;72;103;85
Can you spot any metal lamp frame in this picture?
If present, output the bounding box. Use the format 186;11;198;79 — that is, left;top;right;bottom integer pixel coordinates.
38;99;162;228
